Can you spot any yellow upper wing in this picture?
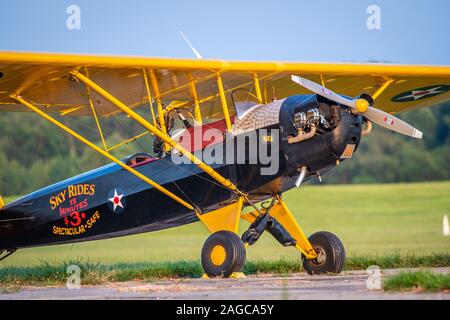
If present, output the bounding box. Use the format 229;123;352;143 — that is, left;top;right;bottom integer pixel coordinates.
0;51;449;119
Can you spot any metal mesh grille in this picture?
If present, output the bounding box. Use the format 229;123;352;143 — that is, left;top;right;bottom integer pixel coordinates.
232;99;285;135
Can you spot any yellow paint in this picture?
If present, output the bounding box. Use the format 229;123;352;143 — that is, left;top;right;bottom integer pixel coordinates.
202;272;245;279
0;195;4;208
241;197;317;259
320;74;326;87
1;51;450;76
270;196;318;259
2;51;449;121
355;99;369;113
162;101;187;115
60;106;84;116
253;73;263;103
84;67;108;151
197;197;243;233
240;210;259;224
0;52;450;122
229;272;246;278
193;101;202;125
341;144;357;159
70;71;241;194
188;73;202;125
11;94;196;212
149;70;169;152
142;69;157;127
216;75;232;132
155;72;220;101
263;135;273;143
107;131;150;152
372;79;394;100
164;76;266;116
210;245;226;266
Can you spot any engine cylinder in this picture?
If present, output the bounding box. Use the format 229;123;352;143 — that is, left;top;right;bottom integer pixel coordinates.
279;94;363;174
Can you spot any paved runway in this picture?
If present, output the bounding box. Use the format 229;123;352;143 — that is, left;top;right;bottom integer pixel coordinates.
1;268;449;300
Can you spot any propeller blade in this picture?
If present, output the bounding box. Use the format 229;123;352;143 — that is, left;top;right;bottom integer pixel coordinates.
365;107;423;139
291;75;423;139
291;75;356;108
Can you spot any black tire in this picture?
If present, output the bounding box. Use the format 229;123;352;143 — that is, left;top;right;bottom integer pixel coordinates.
201;230;246;278
302;231;346;275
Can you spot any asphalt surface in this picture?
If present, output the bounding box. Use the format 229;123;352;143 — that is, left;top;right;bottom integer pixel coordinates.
1;268;449;300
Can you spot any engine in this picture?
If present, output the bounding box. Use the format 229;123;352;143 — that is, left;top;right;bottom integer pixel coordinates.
279;94;363;175
289;95;341;135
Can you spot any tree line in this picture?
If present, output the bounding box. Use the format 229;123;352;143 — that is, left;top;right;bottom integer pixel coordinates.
0;102;449;196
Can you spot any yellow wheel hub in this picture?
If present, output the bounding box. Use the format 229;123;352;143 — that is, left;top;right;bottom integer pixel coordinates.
210;245;227;266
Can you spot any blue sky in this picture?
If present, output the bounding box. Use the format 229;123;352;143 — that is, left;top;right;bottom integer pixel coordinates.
0;0;449;64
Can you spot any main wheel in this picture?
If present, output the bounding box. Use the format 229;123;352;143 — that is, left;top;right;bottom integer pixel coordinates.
302;231;346;275
201;230;246;278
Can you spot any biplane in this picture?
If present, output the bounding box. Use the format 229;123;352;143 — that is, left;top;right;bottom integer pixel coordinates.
0;51;449;277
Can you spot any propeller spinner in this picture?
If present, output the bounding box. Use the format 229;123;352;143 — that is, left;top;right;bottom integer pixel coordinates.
291;75;423;139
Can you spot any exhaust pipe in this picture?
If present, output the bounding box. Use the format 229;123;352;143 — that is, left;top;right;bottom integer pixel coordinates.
288;125;317;144
295;166;308;188
362;120;373;136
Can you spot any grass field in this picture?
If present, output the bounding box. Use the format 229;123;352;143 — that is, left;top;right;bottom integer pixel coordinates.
0;253;448;285
1;181;450;268
384;271;450;292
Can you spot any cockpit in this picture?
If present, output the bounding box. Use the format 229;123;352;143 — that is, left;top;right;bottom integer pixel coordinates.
124;153;158;168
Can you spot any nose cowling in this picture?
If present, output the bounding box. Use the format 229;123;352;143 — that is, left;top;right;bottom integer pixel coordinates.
279;95;363;174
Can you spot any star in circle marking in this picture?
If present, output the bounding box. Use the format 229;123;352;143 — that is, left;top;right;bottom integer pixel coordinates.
108;189;124;212
396;86;444;101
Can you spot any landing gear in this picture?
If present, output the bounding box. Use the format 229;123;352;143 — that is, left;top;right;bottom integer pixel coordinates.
242;196;346;276
197;196;346;278
302;231;346;275
201;231;246;278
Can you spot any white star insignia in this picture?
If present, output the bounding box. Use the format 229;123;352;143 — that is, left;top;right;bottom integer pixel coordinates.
398;86;444;101
108;189;124;212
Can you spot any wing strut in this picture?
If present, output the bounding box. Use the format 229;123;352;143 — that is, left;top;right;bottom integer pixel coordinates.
69;70;243;195
84;67;108;151
216;74;232;132
10;94;198;213
188;73;202;125
149;69;169;151
372;79;394;100
142;69;158;127
253;73;263;103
